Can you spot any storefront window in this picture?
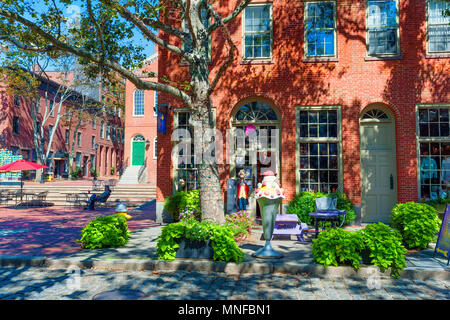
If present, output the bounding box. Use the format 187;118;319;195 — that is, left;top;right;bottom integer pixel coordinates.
174;111;198;191
297;109;340;193
418;106;450;200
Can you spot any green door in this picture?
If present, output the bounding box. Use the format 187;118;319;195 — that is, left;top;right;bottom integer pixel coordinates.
132;141;145;166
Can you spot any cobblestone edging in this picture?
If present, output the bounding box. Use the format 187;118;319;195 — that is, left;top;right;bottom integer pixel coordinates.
0;255;448;281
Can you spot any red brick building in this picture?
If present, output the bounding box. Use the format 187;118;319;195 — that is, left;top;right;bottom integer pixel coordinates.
120;54;158;186
0;68;124;181
156;0;450;223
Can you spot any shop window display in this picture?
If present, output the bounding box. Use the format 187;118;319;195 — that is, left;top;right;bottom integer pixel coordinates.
418;106;450;200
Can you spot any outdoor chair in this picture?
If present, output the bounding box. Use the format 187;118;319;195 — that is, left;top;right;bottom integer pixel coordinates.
106;179;118;191
32;191;48;206
92;180;103;192
65;193;78;208
0;191;12;205
76;193;90;208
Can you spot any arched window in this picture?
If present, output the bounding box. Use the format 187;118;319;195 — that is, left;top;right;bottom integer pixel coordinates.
361;109;389;121
234;101;278;122
133;90;145;116
133;135;145;142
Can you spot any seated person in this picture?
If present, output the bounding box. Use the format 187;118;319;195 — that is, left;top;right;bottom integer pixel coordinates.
86;186;111;210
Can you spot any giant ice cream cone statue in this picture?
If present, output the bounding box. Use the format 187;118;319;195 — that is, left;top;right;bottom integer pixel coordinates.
252;170;285;259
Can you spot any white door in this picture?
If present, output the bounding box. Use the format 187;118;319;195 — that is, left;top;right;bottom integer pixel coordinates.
360;113;397;223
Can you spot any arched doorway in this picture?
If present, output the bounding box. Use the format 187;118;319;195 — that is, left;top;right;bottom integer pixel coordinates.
230;100;281;219
359;106;397;223
132;135;146;166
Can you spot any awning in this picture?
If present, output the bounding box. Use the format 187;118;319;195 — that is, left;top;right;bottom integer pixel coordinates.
53;150;68;160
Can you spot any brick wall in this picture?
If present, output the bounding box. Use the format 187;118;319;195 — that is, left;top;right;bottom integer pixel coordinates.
156;0;450;207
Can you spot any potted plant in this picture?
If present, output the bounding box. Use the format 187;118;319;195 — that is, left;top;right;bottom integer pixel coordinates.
110;167;115;175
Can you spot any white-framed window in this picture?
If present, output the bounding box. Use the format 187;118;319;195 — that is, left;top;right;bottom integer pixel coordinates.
91;135;96;149
174;111;198;191
48;125;53;140
92;119;96;129
366;0;400;56
106;123;111;140
296;106;342;193
77;132;82;147
76;152;81;167
35;97;40;113
154;91;158;116
111;126;116;142
49;100;55;117
305;1;337;57
427;0;450;54
153;137;158;159
416;104;450;200
133;89;145;116
100;121;105;139
12;116;19;134
65;129;69;144
13;94;20;107
243;3;273;59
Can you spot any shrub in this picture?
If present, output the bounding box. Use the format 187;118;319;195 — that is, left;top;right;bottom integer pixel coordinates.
179;207;201;223
78;214;131;249
359;223;407;277
164;190;201;221
312;228;365;269
390;202;441;249
71;167;82;179
156;220;245;263
287;191;356;225
224;211;254;240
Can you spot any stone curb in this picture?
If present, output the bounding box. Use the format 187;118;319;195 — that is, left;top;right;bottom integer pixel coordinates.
0;255;448;281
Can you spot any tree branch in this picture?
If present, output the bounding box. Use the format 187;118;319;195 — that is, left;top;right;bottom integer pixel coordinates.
0;8;192;106
207;0;251;34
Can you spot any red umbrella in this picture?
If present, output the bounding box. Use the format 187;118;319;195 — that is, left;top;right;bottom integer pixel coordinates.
0;160;49;201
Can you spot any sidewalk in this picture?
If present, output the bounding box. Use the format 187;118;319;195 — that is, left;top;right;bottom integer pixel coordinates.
0;205;448;279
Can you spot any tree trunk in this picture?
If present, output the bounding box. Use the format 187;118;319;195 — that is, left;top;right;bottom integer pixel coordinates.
190;83;224;224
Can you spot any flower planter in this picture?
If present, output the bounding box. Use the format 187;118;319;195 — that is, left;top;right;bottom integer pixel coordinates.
175;238;214;259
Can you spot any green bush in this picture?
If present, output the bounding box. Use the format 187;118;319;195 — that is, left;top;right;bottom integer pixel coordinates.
71;167;82;179
312;228;365;269
312;224;408;277
164;190;201;221
78;214;131;249
287;191;356;225
359;223;407;277
391;202;441;249
156;220;245;263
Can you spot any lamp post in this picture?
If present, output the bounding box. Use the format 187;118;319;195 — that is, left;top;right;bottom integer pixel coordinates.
94;143;99;181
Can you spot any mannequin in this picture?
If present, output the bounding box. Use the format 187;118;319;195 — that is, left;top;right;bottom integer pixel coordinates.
236;169;250;211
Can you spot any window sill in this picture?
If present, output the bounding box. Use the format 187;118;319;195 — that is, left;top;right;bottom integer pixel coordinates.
303;57;338;63
365;55;402;61
425;53;450;59
240;59;274;65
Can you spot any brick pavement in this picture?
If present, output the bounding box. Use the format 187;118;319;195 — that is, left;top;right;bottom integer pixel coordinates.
0;266;448;300
0;202;156;257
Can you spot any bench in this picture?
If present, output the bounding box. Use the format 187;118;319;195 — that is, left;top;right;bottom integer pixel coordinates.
271;214;308;242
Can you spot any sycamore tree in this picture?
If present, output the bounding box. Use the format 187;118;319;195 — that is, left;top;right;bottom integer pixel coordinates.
0;0;251;223
0;50;87;182
61;85;104;180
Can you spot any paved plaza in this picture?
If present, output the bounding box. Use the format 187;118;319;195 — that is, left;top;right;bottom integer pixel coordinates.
0;266;449;300
0;200;449;300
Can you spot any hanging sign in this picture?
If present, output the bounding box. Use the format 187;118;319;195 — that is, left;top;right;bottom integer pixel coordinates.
434;204;450;265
